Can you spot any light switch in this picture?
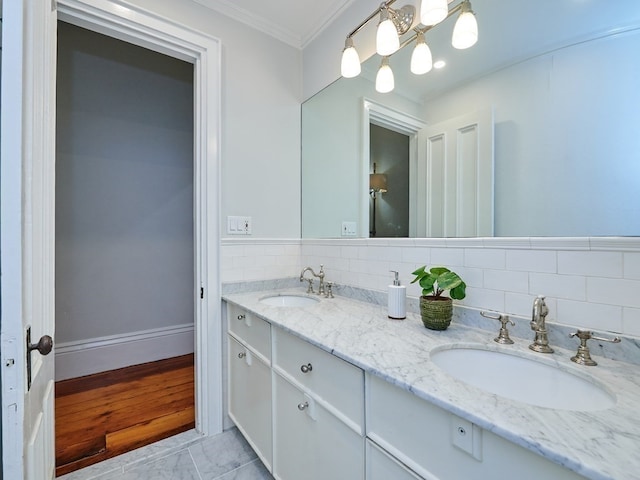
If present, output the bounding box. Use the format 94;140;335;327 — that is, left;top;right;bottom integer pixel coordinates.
227;216;252;235
341;221;357;236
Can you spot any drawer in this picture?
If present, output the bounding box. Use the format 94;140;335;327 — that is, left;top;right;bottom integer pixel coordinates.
227;304;271;362
366;440;422;480
273;327;364;432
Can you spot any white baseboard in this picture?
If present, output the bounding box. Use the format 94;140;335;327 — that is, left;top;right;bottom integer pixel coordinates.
55;324;195;381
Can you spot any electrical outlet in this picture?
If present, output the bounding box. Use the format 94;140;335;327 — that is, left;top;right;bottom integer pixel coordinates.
451;414;482;460
341;221;357;236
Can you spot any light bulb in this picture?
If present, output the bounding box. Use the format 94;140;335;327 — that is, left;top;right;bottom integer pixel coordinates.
376;9;400;56
341;38;361;78
410;33;432;75
452;1;478;49
375;57;394;93
420;0;448;26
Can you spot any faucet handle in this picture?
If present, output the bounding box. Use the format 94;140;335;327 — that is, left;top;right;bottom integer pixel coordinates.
569;330;621;366
324;282;334;298
304;278;315;294
481;311;515;345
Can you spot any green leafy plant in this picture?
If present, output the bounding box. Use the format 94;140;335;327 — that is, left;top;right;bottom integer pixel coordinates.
410;266;466;300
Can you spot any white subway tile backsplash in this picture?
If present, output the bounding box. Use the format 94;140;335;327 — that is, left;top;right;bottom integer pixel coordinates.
557;251;623;278
222;238;639;336
587;277;640;309
462;287;505;312
506;250;557;273
529;273;586;300
624;253;640;280
464;248;506;269
429;247;464;267
623;307;640;337
556;299;623;332
484;269;529;293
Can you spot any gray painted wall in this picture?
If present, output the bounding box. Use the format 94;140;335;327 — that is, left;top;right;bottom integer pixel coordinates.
55;22;194;343
369;124;409;238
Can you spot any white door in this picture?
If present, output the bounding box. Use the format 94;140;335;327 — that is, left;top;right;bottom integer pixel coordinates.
418;109;494;237
1;1;58;479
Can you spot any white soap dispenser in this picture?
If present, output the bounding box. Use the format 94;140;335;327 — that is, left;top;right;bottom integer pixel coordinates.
388;270;406;320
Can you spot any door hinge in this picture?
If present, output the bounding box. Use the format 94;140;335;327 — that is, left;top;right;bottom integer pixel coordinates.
200;287;204;299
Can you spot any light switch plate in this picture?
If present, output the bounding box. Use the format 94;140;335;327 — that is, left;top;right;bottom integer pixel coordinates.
227;216;252;235
341;221;357;236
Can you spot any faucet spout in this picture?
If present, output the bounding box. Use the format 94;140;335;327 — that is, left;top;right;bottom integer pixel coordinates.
529;295;553;353
299;265;326;295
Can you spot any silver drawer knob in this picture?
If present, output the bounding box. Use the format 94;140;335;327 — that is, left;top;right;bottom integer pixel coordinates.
237;314;246;320
238;352;246;359
297;401;309;411
300;363;313;373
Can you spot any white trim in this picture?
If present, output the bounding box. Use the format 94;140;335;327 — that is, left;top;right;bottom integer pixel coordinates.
221;238;302;246
56;0;222;436
55;324;195;381
362;99;426;239
192;0;356;49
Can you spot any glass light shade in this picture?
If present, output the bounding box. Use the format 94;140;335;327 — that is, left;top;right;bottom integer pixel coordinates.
420;0;448;26
376;16;400;56
452;10;478;49
410;35;433;75
375;58;394;93
341;39;361;78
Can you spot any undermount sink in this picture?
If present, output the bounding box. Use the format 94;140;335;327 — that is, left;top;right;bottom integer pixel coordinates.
430;346;615;411
259;294;319;307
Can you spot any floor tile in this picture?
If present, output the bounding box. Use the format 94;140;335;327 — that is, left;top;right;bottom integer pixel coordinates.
215;459;274;480
189;429;258;480
120;450;200;480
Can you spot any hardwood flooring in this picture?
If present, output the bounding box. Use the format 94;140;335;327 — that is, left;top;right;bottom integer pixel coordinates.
55;354;195;477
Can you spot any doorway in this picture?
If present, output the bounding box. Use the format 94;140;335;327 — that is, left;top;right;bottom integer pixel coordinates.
54;21;195;473
369;124;410;237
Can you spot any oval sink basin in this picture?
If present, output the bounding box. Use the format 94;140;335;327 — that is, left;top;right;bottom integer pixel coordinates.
431;346;615;411
259;294;319;307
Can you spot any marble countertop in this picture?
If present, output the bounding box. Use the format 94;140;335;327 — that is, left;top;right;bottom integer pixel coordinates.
223;289;640;480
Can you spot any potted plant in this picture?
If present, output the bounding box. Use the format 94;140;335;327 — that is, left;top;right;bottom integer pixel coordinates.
411;266;466;330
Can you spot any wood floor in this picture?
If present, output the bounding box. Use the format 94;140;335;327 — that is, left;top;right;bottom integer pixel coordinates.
55;354;195;477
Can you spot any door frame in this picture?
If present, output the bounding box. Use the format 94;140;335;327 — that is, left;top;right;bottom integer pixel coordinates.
1;2;222;474
361;99;425;238
56;0;223;436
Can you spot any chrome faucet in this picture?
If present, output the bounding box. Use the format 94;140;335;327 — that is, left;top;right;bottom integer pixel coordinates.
300;265;325;295
529;295;553;353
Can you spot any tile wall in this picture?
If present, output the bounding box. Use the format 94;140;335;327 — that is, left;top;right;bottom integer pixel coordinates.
221;238;640;337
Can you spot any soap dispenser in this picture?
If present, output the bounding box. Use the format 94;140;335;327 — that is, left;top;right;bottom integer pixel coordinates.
388;270;406;320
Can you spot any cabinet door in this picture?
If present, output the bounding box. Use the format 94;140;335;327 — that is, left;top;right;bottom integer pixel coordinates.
273;373;364;480
228;336;272;471
366;440;423;480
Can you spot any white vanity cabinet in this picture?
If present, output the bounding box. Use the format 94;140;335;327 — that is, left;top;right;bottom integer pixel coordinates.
272;327;365;480
227;305;273;471
365;373;586;480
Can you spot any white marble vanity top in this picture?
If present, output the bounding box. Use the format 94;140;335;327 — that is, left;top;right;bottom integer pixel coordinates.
223;289;640;480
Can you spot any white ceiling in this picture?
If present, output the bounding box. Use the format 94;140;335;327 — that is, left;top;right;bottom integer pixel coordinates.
192;0;356;49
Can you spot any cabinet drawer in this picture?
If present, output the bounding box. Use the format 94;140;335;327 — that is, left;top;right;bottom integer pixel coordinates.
227;304;271;361
366;440;422;480
366;373;585;480
273;327;364;432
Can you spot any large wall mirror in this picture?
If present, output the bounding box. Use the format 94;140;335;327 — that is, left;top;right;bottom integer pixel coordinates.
302;0;640;238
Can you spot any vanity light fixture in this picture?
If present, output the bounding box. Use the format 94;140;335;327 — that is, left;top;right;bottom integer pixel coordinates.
420;0;448;26
452;0;478;49
341;37;361;78
410;31;433;75
375;57;395;93
340;0;478;92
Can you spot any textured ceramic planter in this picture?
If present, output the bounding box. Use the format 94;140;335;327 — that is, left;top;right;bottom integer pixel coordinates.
420;296;453;330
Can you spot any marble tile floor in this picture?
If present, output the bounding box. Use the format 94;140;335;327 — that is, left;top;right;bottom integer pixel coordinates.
58;428;274;480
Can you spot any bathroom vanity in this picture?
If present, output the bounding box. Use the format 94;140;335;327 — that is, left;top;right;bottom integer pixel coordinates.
224;290;640;480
